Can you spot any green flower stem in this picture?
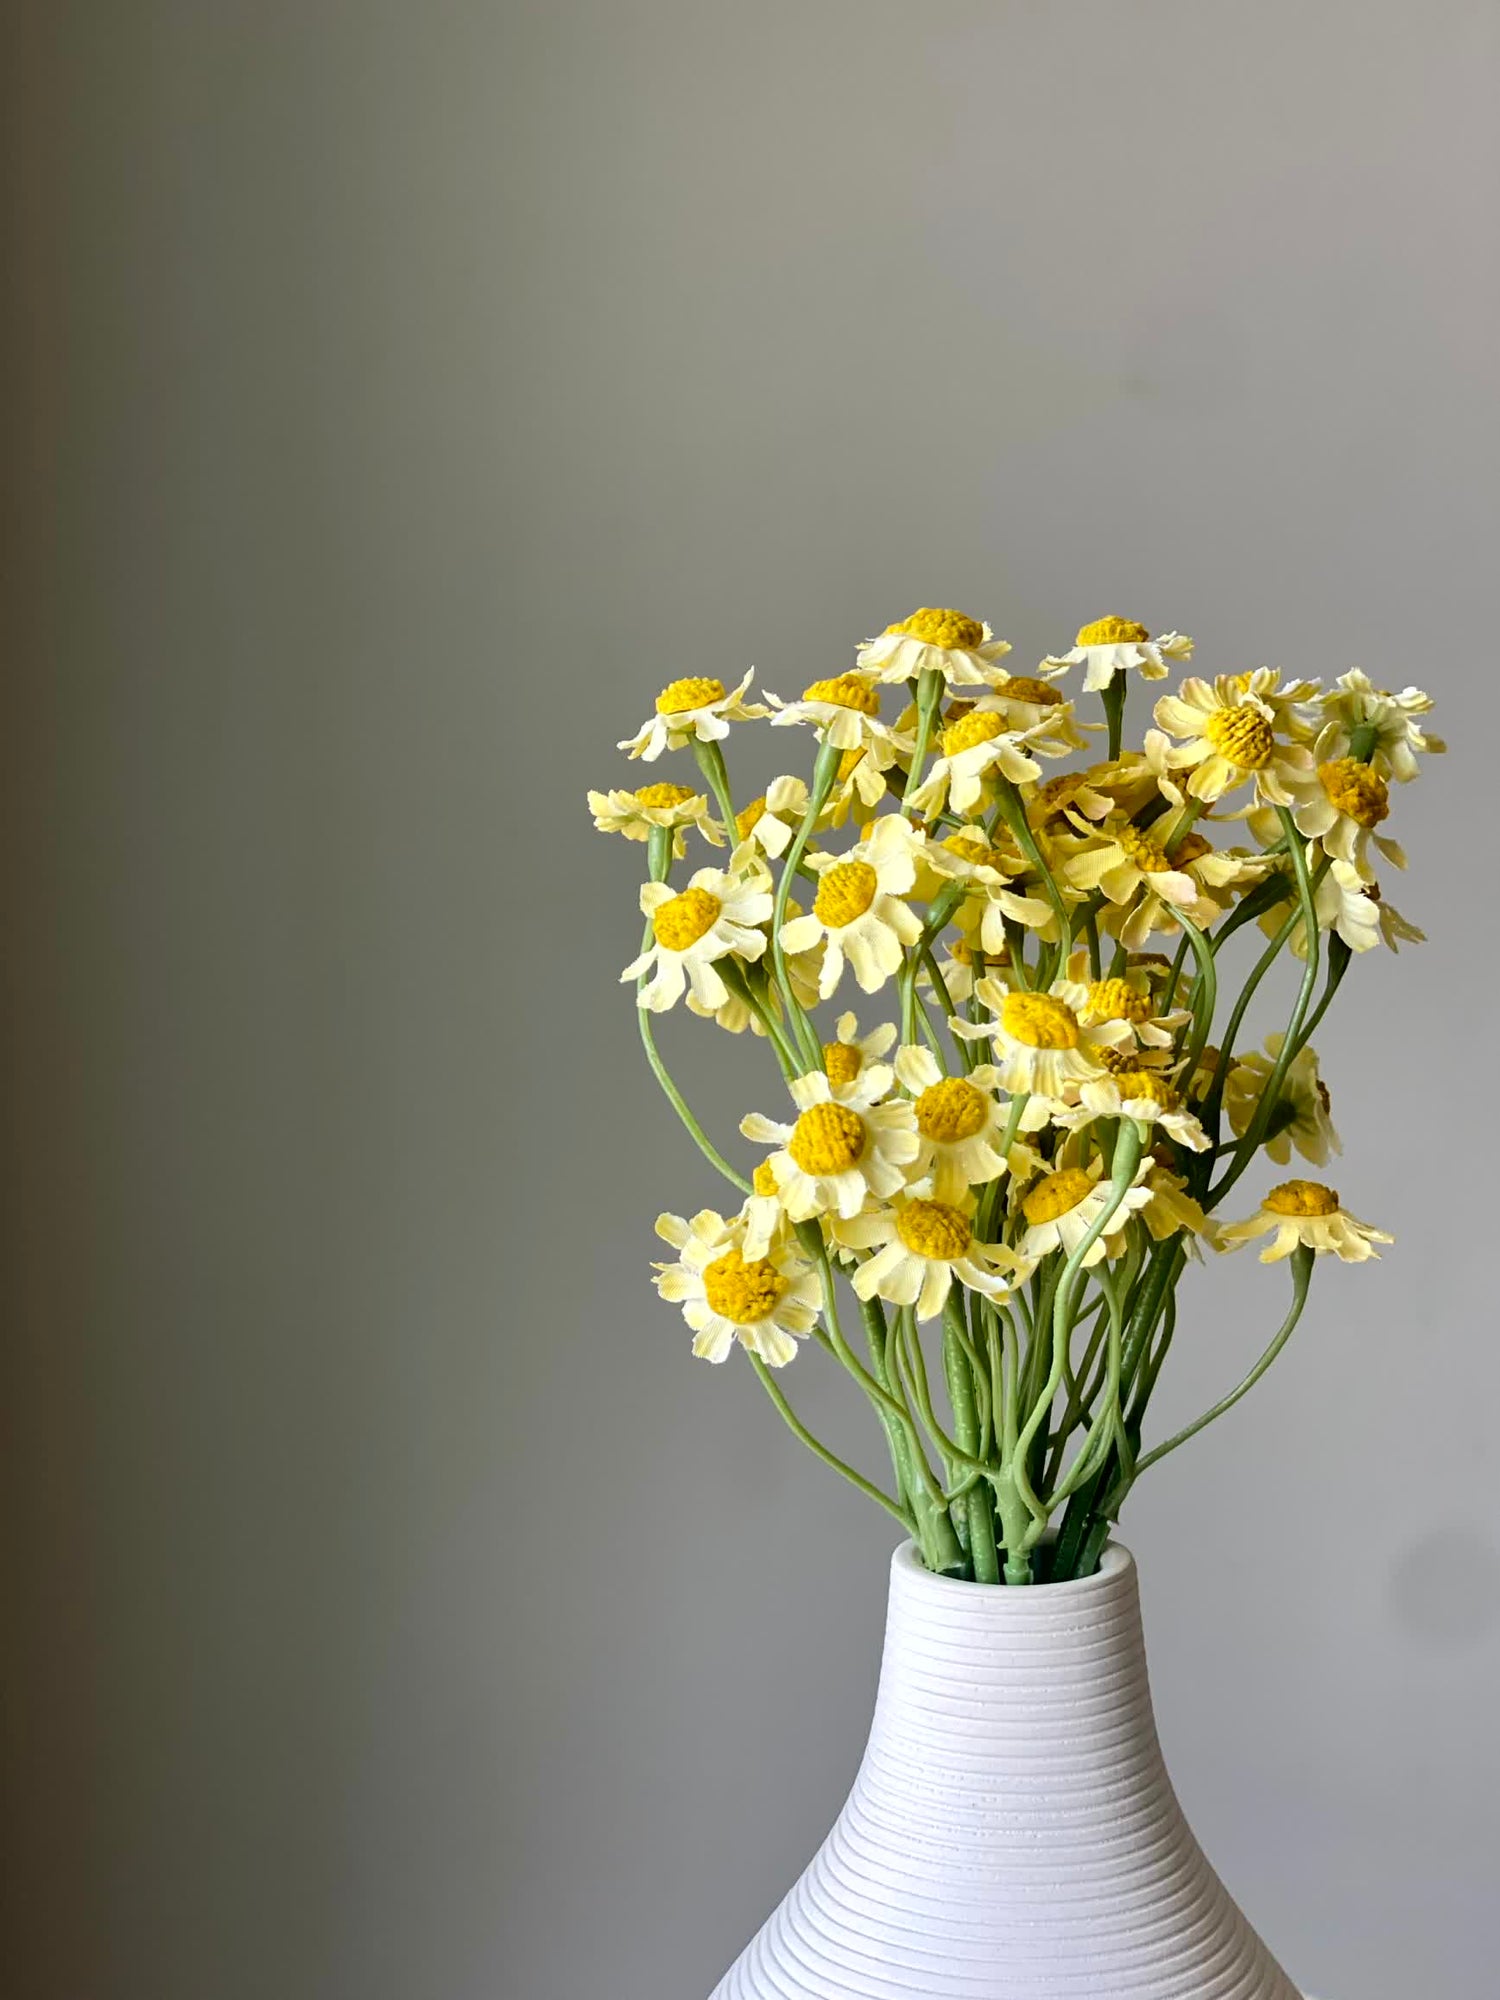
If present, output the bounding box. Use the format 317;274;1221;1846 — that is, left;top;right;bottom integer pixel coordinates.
747;1354;915;1531
901;669;945;818
1172;910;1217;1081
1209;811;1322;1208
1041;1293;1111;1487
690;739;739;846
1010;1123;1145;1542
940;1298;999;1582
1102;676;1127;762
1118;1246;1314;1489
634;891;752;1192
857;1293;935;1530
718;962;800;1079
994;778;1073;968
1289;934;1352;1053
770;739;840;1069
897;1308;989;1479
1160;928;1193;1015
900;883;963;1048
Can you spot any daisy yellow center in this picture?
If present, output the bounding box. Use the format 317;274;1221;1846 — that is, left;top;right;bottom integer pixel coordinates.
889;607;985;651
655;676;725;715
1077;617;1149;647
1001;990;1080;1050
916;1077;989;1143
1171;830;1212;865
1264;1178;1339;1217
1032;772;1090;819
802;674;881;715
1023;1168;1096;1224
636;782;696;810
896;1198;972;1260
1203;705;1274;770
814;860;879;928
787;1102;867;1175
942;711;1007;756
1111;1068;1177;1107
822;1041;863;1086
652;887;721;951
1087;978;1152;1024
994;675;1062;705
736;797;768;839
1318;757;1390;828
702;1248;789;1323
942;830;998;868
1115;823;1174;873
752;1159;781;1197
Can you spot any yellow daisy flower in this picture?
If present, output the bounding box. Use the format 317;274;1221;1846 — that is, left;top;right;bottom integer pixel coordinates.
733;775;810;859
1252;756;1405;883
1060;1067;1210;1152
856;606;1013;687
952;975;1132;1106
653;1209;821;1366
740;1068;919;1222
1224;1035;1340;1166
624;861;773;1013
1140;1165;1217;1257
1015;1158;1154;1267
778;814;925;998
1064;953;1189;1049
820;1011;898;1089
1028;756;1162;830
906;707;1073;819
618;669;767;762
587;781;724;858
1040;616;1195;693
1147;670;1316;807
1217;1180;1391;1264
1308;669;1444;782
893;1044;1011;1201
765;668;907;761
1268;859;1424;958
841;1186;1033;1321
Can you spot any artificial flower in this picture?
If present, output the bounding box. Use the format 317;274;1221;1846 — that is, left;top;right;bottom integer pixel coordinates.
740;1068;919;1222
653;1209;821;1365
1147;670;1316;807
624;861;773;1012
618;669;767;761
1014;1158;1154;1267
1217;1180;1391;1264
952;975;1132;1107
841;1186;1033;1320
856;607;1013;687
1040;617;1195;692
1225;1036;1341;1166
587;781;724;856
733;775;810;859
779;814;925;997
893;1043;1011;1202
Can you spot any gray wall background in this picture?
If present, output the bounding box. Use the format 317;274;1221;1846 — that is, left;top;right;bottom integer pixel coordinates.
5;4;1498;1998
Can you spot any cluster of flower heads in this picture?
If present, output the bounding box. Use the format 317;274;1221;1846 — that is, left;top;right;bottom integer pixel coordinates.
589;608;1438;1374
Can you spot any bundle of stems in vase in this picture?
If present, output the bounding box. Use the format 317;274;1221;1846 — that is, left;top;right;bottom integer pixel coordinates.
588;611;1439;1583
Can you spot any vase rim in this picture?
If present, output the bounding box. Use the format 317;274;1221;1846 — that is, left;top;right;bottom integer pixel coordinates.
891;1536;1133;1598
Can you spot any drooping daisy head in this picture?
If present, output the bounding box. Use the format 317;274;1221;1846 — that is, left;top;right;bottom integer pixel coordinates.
841;1184;1033;1321
1225;1035;1341;1167
1014;1156;1153;1267
953;974;1133;1106
740;1067;919;1222
1028;755;1161;831
618;668;768;762
1065;954;1188;1049
733;774;810;859
893;1044;1011;1203
1140;1164;1217;1259
818;743;892;830
1147;670;1316;809
587;781;725;857
1060;1065;1210;1152
623;860;773;1013
653;1208;822;1366
777;813;925;999
820;1011;898;1092
856;607;1013;687
765;668;906;761
906;706;1074;820
1217;1180;1391;1264
1040;617;1195;693
1310;669;1444;783
1262;755;1406;883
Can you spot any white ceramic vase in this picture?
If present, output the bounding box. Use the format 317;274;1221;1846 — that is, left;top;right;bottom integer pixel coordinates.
709;1540;1305;2000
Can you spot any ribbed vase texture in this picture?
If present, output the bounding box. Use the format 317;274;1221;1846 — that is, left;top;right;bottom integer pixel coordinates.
710;1541;1302;2000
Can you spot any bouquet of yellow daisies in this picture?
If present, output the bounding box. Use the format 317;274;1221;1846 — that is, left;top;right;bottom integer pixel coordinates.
588;611;1439;1584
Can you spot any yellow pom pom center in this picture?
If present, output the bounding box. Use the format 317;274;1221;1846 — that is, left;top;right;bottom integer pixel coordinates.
1264;1178;1339;1217
1001;990;1080;1050
702;1248;789;1323
1114;824;1175;874
635;782;696;810
1076;617;1150;648
822;1041;863;1086
656;676;725;715
889;607;986;651
787;1102;867;1175
802;674;881;715
1111;1068;1177;1108
652;887;721;951
814;860;879;928
994;675;1062;705
915;1077;989;1144
1318;757;1389;828
942;711;1008;756
896;1198;972;1260
1023;1168;1095;1224
1204;705;1274;770
1087;977;1153;1025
